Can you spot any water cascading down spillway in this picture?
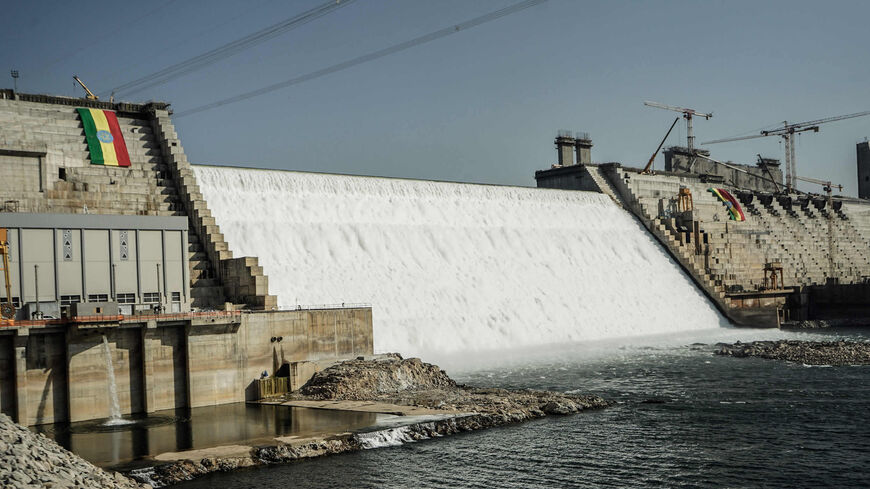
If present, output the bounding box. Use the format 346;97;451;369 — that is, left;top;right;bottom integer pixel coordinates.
195;167;727;358
101;335;131;426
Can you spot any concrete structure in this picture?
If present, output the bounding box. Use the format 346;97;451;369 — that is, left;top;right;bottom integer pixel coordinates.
0;91;374;425
0;307;372;425
0;213;190;318
858;140;870;199
537;138;870;326
663;146;783;193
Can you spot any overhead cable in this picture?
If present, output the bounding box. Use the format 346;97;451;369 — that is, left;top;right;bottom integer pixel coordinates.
175;0;548;118
111;0;355;97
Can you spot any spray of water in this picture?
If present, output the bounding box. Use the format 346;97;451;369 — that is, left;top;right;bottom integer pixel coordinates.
196;167;727;358
101;335;133;426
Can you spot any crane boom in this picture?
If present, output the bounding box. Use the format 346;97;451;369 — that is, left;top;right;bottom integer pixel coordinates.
643;100;712;152
643;101;712;118
73;75;98;100
642;117;680;174
701;108;870;192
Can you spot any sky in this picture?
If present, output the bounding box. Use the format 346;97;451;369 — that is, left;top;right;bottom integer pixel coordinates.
3;0;870;195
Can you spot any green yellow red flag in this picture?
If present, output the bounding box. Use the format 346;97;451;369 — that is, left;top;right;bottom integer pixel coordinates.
76;108;131;167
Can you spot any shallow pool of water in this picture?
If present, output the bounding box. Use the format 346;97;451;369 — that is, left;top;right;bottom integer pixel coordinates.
33;403;384;470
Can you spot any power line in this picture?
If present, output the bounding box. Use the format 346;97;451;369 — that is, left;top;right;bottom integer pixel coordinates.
175;0;548;119
112;0;355;98
97;0;280;95
30;0;179;76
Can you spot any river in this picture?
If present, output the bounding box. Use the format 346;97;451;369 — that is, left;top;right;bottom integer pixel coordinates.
171;327;870;488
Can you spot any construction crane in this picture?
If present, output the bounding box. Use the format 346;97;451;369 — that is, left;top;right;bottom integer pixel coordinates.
642;117;680;174
73;75;98;100
702;110;870;192
0;229;14;322
644;101;713;153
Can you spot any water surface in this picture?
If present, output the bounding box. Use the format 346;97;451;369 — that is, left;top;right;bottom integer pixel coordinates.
173;328;870;488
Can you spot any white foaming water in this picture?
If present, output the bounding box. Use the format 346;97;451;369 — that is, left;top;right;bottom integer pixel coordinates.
195;166;726;358
356;426;420;449
101;336;133;426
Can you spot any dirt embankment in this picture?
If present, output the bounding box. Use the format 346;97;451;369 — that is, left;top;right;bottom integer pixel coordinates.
716;340;870;365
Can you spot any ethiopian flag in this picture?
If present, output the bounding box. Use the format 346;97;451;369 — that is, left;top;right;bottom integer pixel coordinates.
76;108;131;167
708;188;746;221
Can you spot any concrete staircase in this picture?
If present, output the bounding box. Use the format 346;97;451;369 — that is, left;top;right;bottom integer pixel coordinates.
0;94;277;311
150;110;277;310
0;98;182;216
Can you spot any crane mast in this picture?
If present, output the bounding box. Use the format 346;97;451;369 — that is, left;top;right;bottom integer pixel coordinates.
702;109;870;192
644;101;712;152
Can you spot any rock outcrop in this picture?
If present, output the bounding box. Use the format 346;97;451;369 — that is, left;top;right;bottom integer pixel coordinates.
716;340;870;365
0;413;150;489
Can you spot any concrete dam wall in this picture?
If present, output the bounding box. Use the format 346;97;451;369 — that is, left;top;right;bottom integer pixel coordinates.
195;166;727;358
0;93;374;426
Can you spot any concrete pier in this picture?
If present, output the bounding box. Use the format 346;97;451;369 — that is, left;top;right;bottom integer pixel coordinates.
0;307;373;426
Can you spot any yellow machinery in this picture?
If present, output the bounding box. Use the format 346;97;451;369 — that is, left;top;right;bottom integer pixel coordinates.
73;75;99;100
0;228;14;322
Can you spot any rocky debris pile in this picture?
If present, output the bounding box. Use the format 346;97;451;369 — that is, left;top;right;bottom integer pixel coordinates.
716;340;870;365
0;413;150;489
294;353;607;417
299;354;456;399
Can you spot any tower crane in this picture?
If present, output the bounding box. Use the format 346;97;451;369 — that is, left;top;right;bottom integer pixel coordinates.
702;110;870;192
644;101;712;153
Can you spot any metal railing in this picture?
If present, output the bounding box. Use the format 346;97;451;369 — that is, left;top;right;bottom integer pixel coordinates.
0;310;243;328
238;302;372;313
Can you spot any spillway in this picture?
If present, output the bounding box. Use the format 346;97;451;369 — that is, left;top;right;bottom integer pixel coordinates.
195;166;726;357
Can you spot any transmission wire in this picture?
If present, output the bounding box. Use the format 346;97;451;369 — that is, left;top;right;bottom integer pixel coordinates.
111;0;355;97
175;0;548;118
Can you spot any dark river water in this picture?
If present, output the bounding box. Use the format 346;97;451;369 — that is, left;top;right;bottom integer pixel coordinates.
170;327;870;488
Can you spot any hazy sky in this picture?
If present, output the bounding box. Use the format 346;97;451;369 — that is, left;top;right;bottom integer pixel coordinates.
4;0;870;195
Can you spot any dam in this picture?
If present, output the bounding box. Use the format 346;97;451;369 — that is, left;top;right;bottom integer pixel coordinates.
1;90;869;431
194;166;724;357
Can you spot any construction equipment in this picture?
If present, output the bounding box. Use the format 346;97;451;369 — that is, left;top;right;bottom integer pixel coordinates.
0;229;14;321
694;153;781;192
73;75;99;100
702;110;870;192
642;117;680;174
644;101;712;152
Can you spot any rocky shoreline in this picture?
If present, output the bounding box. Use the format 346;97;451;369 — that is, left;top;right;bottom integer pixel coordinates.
133;354;608;487
715;340;870;365
0;413;149;489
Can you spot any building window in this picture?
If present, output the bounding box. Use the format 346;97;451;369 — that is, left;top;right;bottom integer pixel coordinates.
171;292;181;302
117;293;136;304
60;295;81;306
88;294;109;302
143;292;160;303
10;297;20;308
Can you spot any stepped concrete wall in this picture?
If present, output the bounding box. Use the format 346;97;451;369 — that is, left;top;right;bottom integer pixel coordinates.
538;162;870;326
0;92;374;425
0;91;275;311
